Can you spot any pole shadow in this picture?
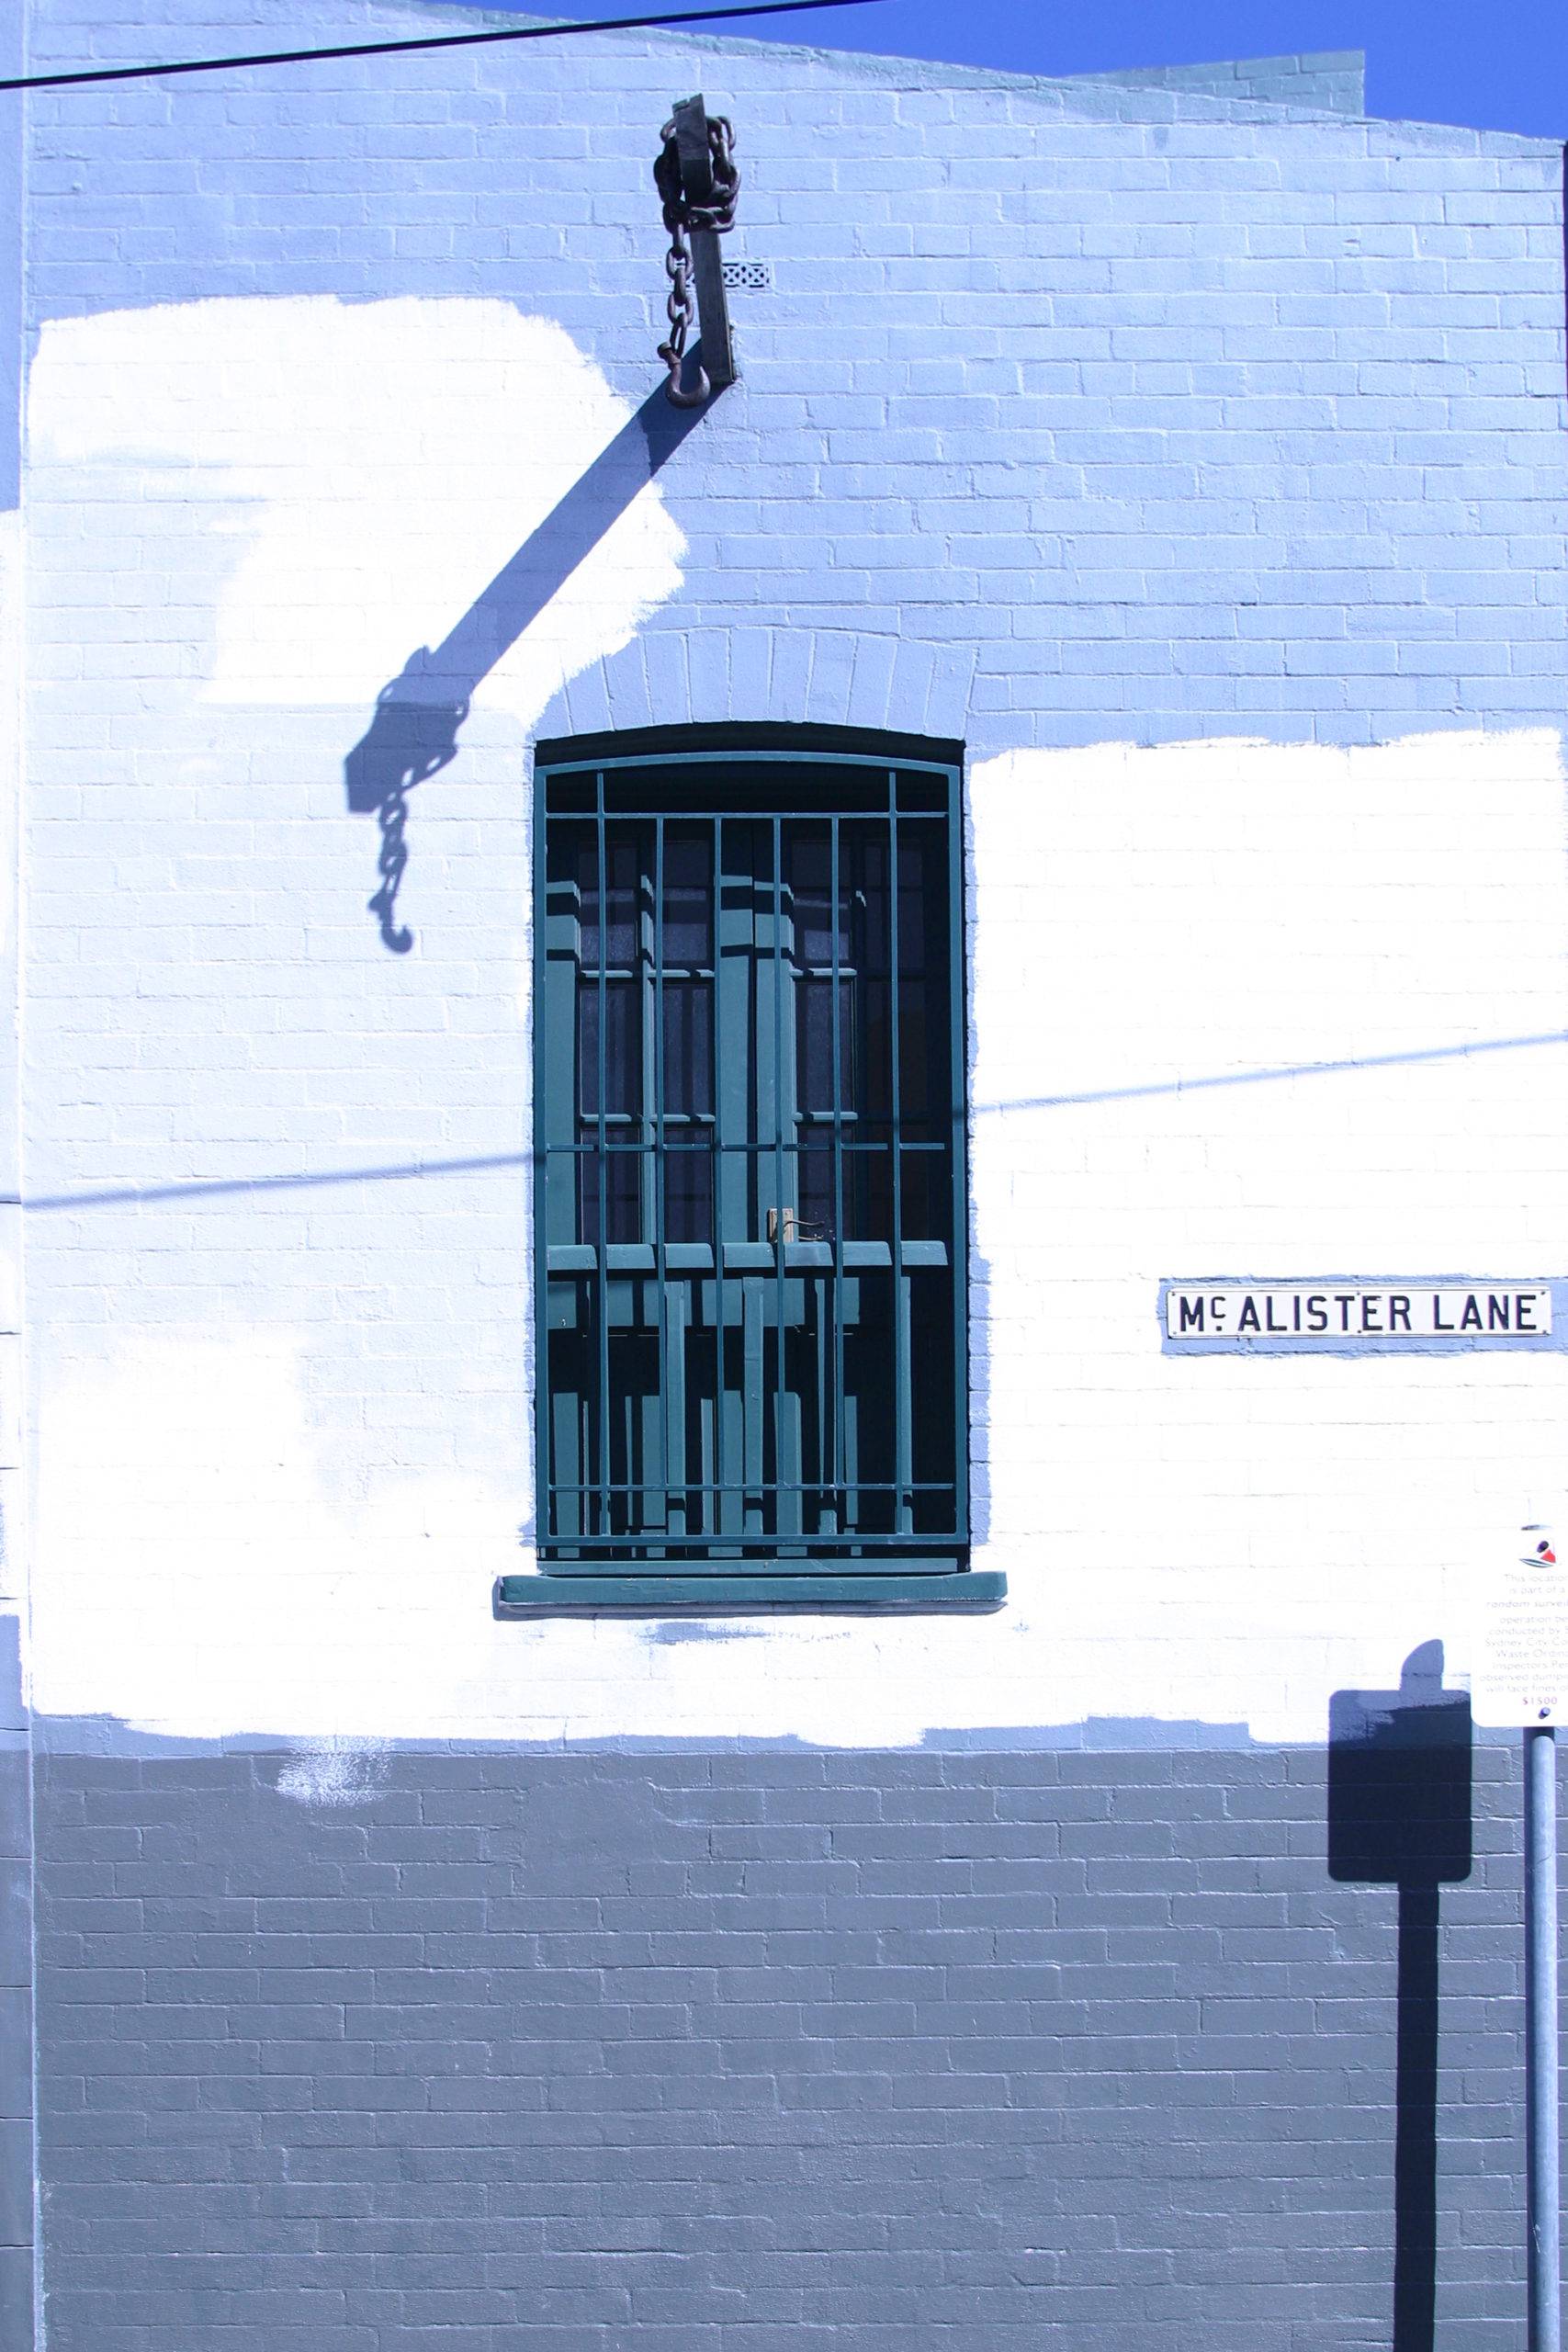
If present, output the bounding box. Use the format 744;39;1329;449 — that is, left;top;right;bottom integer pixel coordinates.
344;370;712;952
1328;1640;1472;2352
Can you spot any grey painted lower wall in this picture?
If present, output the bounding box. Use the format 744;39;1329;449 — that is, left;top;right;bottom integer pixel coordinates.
0;1609;34;2352
0;1736;29;2352
33;1734;1544;2348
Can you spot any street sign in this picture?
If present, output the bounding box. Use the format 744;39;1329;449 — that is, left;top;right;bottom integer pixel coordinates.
1161;1277;1566;1354
1473;1523;1568;1728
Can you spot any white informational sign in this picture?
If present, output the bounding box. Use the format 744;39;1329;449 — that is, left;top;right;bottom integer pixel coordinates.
1472;1524;1568;1728
1162;1279;1558;1351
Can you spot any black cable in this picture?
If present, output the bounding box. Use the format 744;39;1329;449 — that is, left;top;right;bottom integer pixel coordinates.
0;0;887;95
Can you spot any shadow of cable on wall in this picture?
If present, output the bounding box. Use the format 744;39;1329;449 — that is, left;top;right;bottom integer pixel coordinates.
344;373;711;952
1328;1641;1473;2352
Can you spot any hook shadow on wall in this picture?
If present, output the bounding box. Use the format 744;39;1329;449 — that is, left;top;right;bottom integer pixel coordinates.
343;95;741;953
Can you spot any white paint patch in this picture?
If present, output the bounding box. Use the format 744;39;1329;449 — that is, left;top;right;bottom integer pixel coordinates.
24;729;1568;1749
27;297;684;725
969;729;1568;1742
276;1737;392;1809
0;508;20;1641
30;1334;524;1743
0;506;19;933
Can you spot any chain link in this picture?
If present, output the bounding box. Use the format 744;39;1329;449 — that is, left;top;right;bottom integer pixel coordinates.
368;787;413;954
348;658;468;955
654;112;739;406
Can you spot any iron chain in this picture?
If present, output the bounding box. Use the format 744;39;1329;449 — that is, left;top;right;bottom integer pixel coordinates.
654;111;739;405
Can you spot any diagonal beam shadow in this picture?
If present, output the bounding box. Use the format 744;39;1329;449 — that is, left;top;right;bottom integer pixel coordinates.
21;1026;1568;1212
344;374;712;952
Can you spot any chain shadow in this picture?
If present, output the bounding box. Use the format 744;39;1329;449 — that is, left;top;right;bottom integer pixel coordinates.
1328;1641;1473;2352
344;372;712;952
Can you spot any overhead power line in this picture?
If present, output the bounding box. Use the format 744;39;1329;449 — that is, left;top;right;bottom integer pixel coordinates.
0;0;887;95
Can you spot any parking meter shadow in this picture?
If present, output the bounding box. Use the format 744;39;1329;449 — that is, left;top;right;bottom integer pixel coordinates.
1328;1641;1472;2352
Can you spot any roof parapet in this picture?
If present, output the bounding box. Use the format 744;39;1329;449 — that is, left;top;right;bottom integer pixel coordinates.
1067;49;1365;118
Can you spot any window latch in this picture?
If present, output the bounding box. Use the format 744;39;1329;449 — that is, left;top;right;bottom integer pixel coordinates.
767;1209;827;1246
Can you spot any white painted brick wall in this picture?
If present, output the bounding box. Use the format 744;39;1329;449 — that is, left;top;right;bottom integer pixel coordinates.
9;6;1568;1755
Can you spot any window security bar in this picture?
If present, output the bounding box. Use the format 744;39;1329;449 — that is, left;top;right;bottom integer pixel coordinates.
534;742;972;1575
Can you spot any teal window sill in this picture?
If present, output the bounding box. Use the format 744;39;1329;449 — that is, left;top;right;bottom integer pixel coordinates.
496;1567;1007;1614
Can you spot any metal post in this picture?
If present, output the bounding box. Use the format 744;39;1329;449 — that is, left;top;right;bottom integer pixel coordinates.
1526;1724;1562;2352
1393;1880;1441;2350
687;228;736;390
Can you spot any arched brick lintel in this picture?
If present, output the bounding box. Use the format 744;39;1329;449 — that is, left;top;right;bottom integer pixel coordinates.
536;629;978;750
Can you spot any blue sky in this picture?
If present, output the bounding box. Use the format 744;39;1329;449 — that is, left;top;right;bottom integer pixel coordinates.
478;1;1568;140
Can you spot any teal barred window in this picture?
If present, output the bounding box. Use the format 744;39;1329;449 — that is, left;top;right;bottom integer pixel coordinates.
520;726;1005;1611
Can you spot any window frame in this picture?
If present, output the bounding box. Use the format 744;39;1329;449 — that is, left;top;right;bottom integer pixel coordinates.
502;723;1005;1614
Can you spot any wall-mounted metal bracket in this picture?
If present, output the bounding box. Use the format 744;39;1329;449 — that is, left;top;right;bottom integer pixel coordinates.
655;93;739;402
670;94;737;393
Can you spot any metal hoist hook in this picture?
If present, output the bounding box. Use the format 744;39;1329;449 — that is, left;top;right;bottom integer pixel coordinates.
654;96;739;405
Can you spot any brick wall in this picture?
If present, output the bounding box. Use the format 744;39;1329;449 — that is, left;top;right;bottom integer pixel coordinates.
10;0;1568;2340
14;0;1568;1750
36;1736;1539;2350
1073;48;1366;118
0;10;30;2338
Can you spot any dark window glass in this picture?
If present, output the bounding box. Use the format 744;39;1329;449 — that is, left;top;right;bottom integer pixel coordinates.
539;752;964;1564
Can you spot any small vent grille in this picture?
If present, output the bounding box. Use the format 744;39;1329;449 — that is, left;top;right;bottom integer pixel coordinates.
721;258;772;290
